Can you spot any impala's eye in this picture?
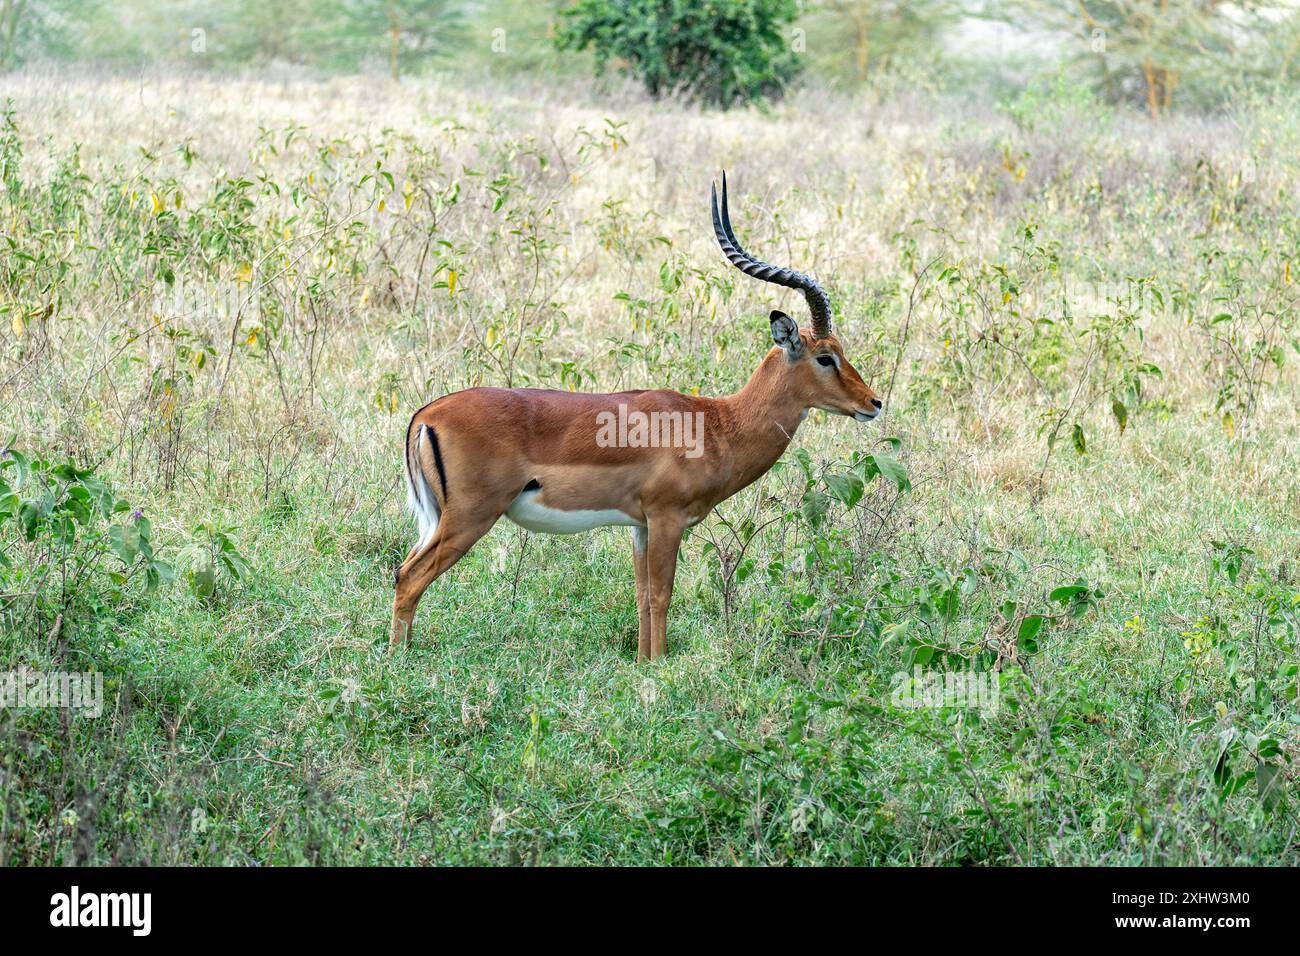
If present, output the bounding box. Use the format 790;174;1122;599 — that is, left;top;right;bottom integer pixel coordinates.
816;355;835;368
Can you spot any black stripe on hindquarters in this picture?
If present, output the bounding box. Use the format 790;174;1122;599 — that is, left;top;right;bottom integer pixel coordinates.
427;425;449;503
404;409;421;499
522;478;541;492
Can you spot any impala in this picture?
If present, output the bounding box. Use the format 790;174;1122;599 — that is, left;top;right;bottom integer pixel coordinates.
391;173;881;660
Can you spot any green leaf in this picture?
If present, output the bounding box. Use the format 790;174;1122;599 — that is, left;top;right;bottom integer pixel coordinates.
1257;761;1284;812
1050;583;1088;603
1017;615;1043;654
152;560;174;584
870;453;910;492
824;472;864;510
1009;727;1033;754
188;561;216;599
938;586;959;623
1111;397;1127;434
801;489;828;528
733;558;753;584
792;447;814;481
108;523;141;564
1071;423;1086;456
1213;746;1239;799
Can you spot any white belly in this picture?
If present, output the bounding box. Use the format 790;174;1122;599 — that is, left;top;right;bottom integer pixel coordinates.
505;492;642;535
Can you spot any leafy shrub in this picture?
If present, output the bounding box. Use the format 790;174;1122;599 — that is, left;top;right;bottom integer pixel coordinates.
0;449;171;625
556;0;802;107
177;522;251;600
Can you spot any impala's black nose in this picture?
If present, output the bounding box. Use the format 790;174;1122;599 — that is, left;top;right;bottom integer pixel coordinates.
870;398;883;409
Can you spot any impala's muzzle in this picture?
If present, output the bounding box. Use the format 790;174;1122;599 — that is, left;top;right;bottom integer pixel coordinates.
853;397;883;422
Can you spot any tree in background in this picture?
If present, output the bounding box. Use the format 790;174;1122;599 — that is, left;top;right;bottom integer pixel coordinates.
206;0;462;76
0;0;461;77
0;0;22;68
988;1;1285;118
4;0;1299;118
555;0;802;107
1;0;89;68
806;0;955;85
196;0;325;67
324;0;462;79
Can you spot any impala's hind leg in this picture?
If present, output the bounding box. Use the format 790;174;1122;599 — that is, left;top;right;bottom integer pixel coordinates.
390;509;501;650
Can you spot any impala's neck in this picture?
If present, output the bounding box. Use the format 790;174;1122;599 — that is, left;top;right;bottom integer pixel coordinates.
719;349;808;493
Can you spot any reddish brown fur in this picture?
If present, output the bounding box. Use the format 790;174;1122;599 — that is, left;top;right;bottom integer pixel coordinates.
390;327;880;660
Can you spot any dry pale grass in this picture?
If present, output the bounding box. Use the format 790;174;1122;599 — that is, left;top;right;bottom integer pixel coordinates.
1;67;1296;629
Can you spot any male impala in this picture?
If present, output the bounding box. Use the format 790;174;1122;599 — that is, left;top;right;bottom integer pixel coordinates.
391;174;881;660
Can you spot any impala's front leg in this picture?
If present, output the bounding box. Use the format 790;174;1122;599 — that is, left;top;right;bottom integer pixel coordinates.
631;527;651;662
645;513;688;661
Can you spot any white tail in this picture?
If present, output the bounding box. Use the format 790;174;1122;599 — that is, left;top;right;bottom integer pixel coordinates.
404;423;440;551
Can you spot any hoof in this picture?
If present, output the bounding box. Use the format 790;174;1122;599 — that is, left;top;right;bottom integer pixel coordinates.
388;617;411;651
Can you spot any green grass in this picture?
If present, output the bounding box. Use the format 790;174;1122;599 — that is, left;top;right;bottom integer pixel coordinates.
1;69;1298;865
8;404;1295;864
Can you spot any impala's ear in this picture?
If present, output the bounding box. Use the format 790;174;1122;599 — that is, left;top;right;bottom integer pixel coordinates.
770;310;803;356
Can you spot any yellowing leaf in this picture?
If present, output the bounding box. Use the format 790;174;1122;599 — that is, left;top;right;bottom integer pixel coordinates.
447;269;457;297
245;330;258;346
160;384;175;422
378;198;386;212
1222;411;1234;436
234;262;253;284
404;192;413;211
485;326;498;347
1286;261;1292;285
11;313;23;337
150;192;163;215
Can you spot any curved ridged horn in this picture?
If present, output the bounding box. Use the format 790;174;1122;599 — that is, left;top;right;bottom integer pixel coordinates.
711;171;833;339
